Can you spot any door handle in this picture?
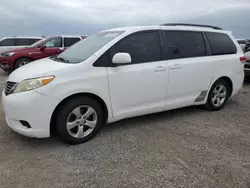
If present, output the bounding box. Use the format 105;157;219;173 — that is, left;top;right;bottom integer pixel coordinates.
170;64;182;70
154;65;166;72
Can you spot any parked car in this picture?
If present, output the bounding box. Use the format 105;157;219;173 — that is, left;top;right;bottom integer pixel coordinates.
0;35;86;72
236;39;250;76
244;47;250;77
2;24;245;144
237;39;250;52
0;36;44;54
246;40;250;49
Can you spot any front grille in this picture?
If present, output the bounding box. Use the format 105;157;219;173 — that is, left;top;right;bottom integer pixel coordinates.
4;81;17;96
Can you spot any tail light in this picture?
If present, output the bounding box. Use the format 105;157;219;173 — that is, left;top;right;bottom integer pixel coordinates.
240;56;247;63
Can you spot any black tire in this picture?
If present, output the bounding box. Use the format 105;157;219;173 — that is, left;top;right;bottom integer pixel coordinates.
55;96;104;145
205;79;230;111
14;58;32;70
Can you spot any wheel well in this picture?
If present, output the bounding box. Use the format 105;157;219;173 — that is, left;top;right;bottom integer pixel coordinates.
14;57;33;67
217;76;233;97
50;93;109;135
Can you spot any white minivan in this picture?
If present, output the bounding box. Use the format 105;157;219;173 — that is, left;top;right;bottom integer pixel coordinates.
2;24;245;144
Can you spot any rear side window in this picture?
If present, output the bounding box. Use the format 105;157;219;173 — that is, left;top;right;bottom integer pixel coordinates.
16;38;30;46
162;31;206;60
0;39;15;46
206;32;237;55
64;37;81;47
111;31;161;64
29;39;41;45
237;40;246;44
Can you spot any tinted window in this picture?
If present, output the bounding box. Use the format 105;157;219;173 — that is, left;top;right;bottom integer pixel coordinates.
30;39;46;47
64;37;81;47
111;31;161;64
206;32;237;55
237;40;246;44
29;39;41;45
42;38;62;48
93;50;110;67
16;38;30;46
162;31;206;60
0;39;15;46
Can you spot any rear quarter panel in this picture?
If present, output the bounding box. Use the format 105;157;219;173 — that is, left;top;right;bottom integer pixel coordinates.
212;33;244;97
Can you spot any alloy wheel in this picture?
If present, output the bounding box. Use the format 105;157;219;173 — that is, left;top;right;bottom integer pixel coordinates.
66;105;97;138
211;84;227;107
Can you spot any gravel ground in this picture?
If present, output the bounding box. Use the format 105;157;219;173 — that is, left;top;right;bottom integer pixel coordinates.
0;71;250;187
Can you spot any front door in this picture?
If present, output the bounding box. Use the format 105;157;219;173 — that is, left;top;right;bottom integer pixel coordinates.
107;31;169;119
32;37;63;60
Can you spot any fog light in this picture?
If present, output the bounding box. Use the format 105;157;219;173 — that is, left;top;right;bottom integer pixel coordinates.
20;120;31;128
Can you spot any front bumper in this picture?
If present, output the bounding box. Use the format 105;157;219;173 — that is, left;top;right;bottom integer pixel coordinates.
2;89;60;138
0;57;14;72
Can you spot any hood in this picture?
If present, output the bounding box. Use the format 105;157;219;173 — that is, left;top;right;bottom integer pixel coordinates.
8;58;73;82
2;47;32;54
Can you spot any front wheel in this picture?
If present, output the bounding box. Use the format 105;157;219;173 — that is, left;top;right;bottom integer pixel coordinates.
14;58;32;70
56;96;104;144
205;79;230;111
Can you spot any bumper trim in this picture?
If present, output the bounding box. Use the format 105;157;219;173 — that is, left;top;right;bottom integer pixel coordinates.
2;90;60;138
5;116;49;138
0;63;10;72
244;68;250;76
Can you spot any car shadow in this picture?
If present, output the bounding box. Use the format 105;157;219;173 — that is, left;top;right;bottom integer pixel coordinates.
244;76;250;84
4;106;205;148
102;105;207;134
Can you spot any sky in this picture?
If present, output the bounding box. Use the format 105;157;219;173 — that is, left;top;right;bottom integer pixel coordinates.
0;0;250;39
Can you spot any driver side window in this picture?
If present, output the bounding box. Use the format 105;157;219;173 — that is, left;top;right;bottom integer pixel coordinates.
42;38;62;48
111;31;161;64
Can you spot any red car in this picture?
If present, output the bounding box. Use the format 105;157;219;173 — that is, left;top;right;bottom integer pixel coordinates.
0;35;86;72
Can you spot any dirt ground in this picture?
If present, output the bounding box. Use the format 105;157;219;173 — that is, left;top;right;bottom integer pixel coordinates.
1;72;250;187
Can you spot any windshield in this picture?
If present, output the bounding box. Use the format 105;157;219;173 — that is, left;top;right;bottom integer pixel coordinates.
30;38;46;47
56;31;124;63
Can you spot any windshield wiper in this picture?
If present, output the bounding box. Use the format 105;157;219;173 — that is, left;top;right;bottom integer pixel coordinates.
50;56;69;63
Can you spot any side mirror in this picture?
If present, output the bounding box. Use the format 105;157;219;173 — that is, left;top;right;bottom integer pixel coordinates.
40;45;46;51
112;53;132;65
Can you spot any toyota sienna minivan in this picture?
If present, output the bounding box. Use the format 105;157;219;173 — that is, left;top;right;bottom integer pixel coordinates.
2;23;245;144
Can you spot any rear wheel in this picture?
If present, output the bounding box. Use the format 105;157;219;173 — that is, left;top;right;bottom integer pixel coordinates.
55;96;104;144
205;79;230;111
14;58;32;70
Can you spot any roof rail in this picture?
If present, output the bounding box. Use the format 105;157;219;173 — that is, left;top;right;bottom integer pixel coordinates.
160;23;222;30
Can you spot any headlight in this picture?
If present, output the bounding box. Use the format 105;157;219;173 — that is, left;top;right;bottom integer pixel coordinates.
13;76;55;93
1;52;16;57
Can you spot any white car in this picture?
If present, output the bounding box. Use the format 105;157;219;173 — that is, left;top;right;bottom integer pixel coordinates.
0;36;44;53
2;24;245;144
